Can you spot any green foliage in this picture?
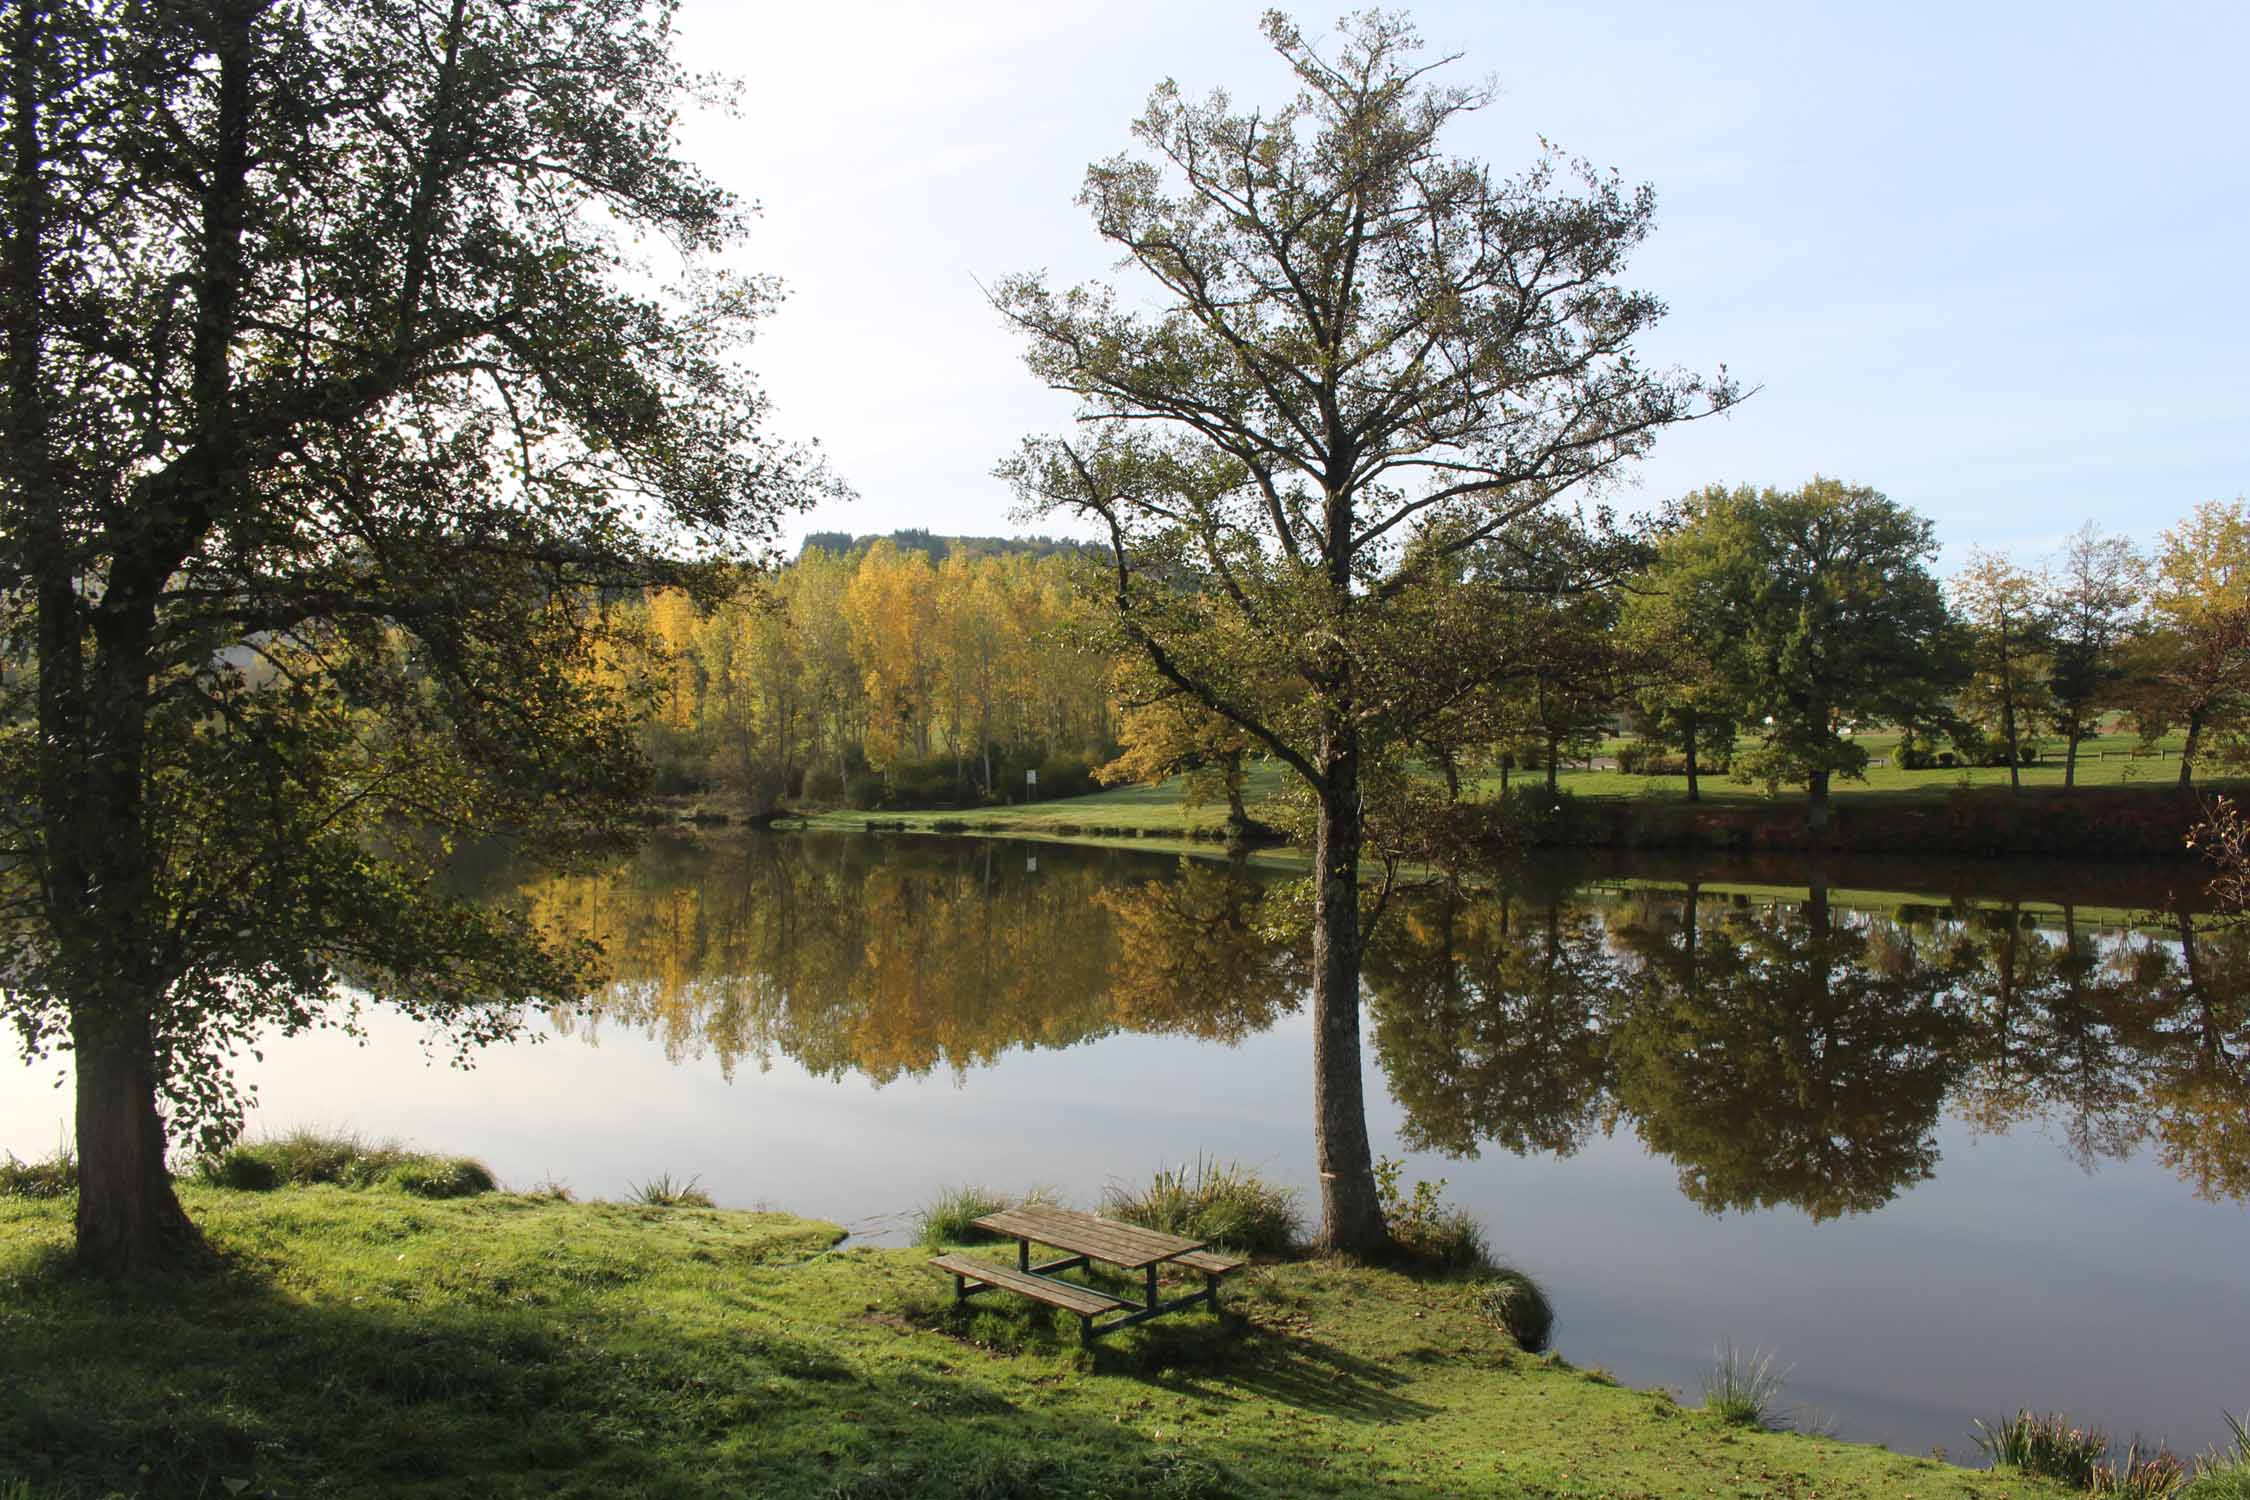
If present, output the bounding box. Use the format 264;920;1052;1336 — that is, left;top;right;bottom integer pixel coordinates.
915;1185;1014;1249
1;0;819;1269
1371;1156;1489;1273
1975;1410;2112;1487
193;1130;495;1200
628;1174;716;1209
1645;479;1965;818
1100;1159;1301;1257
2182;1412;2250;1499
1476;1268;1555;1353
1702;1340;1790;1430
0;1150;74;1201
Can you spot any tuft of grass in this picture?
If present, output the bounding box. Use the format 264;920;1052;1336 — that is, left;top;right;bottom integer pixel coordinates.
916;1184;1014;1249
193;1128;496;1199
1975;1410;2111;1488
1101;1158;1300;1257
1702;1339;1790;1430
1477;1266;1554;1353
627;1172;714;1208
2097;1441;2190;1499
2184;1411;2250;1499
0;1149;75;1201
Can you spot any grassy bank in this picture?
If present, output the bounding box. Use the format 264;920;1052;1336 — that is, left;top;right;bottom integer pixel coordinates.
773;744;2238;860
1;1182;2087;1499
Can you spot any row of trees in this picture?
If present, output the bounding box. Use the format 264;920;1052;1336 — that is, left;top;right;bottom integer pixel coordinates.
608;542;1112;810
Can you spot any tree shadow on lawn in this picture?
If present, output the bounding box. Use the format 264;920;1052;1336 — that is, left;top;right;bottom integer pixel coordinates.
2;1246;1459;1500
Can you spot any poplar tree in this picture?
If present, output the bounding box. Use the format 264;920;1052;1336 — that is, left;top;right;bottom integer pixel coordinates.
996;10;1732;1250
0;0;814;1273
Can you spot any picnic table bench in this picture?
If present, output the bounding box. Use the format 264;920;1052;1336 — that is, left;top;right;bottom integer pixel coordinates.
930;1203;1243;1344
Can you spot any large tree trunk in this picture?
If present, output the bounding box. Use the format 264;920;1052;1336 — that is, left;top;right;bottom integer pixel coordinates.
2180;709;2202;789
2063;712;2080;789
1806;768;1832;834
72;1011;196;1275
1310;735;1385;1255
1683;705;1701;803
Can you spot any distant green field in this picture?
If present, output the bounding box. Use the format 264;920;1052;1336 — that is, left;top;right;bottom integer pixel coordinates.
788;728;2203;842
1485;727;2198;805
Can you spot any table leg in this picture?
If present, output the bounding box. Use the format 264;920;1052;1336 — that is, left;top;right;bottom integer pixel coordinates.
1145;1264;1157;1312
1018;1239;1030;1273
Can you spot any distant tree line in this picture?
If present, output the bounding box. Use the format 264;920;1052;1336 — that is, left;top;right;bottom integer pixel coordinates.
608;540;1113;812
619;488;2250;826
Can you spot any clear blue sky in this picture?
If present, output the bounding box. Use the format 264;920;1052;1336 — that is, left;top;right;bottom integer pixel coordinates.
675;0;2247;574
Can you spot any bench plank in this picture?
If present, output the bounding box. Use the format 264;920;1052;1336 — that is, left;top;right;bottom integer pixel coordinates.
1171;1249;1243;1275
930;1254;1125;1317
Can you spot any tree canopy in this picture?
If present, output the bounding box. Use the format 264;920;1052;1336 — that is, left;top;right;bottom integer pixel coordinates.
997;9;1731;1251
1644;479;1962;830
0;0;816;1272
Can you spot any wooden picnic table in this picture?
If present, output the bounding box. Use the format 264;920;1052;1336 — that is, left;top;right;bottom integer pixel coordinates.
929;1203;1242;1344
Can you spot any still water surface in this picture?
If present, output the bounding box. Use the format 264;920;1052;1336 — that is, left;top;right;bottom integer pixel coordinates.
5;833;2246;1459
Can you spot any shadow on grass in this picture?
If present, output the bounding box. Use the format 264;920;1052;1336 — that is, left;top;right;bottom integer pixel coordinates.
1;1234;1460;1500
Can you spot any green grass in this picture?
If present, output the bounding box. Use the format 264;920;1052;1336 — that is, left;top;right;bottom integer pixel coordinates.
1704;1339;1791;1430
792;761;1295;843
1476;1267;1555;1354
1976;1411;2113;1488
0;1149;74;1200
780;726;2225;861
0;1183;2078;1499
1100;1159;1302;1257
2183;1412;2250;1500
1486;727;2202;805
915;1183;1016;1248
627;1172;715;1208
194;1127;496;1199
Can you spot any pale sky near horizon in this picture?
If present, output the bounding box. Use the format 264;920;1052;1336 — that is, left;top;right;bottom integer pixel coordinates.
670;0;2247;575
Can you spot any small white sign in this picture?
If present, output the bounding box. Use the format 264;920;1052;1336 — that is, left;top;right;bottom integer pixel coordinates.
1026;856;1038;873
1026;769;1038;786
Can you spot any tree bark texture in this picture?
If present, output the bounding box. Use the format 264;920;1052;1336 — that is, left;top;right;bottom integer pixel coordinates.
1806;769;1832;834
1310;727;1385;1255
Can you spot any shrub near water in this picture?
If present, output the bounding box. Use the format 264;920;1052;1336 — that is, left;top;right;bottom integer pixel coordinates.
1477;1268;1555;1353
0;1150;75;1200
194;1129;495;1199
1974;1411;2111;1488
2186;1412;2250;1500
1102;1159;1300;1257
916;1184;1013;1248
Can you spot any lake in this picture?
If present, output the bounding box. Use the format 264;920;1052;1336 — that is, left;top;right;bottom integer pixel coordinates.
4;831;2246;1461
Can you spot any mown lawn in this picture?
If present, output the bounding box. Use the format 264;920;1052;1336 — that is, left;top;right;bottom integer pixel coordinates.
786;728;2207;845
0;1184;2076;1499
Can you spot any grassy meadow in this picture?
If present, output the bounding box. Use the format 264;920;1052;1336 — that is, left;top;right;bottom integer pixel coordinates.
0;1177;2097;1500
782;727;2216;850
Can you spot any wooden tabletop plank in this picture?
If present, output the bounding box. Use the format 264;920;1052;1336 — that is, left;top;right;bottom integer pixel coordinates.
971;1204;1204;1268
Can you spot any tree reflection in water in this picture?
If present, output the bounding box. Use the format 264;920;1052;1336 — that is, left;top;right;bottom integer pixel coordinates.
513;834;2250;1213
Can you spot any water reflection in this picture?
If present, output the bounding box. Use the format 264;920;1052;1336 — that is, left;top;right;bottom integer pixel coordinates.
522;835;2250;1213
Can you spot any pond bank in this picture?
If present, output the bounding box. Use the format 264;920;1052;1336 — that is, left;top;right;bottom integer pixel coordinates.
728;778;2241;862
1;1183;2076;1499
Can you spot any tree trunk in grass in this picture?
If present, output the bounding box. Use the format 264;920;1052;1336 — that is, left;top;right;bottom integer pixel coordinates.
1311;725;1385;1256
1807;769;1832;834
2180;708;2203;789
73;1015;198;1275
1684;704;1701;803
